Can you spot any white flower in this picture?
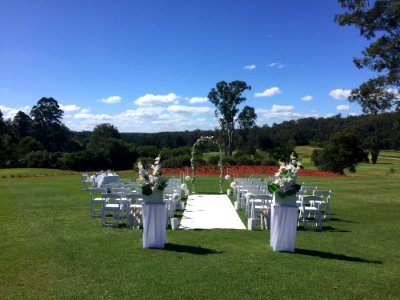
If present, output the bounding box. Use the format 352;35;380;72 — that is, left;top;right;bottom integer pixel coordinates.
230;182;237;188
185;175;191;181
268;152;302;195
225;175;231;180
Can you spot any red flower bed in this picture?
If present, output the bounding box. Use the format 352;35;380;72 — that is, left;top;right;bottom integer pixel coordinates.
163;165;344;177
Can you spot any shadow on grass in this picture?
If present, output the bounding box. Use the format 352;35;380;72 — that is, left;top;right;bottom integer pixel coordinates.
296;226;351;233
295;248;382;264
330;217;355;223
163;243;224;255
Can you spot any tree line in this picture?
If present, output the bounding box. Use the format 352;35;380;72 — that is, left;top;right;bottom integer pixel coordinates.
1;97;399;174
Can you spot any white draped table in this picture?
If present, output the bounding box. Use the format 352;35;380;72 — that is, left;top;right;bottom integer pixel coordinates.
94;174;120;188
142;203;167;248
270;204;298;252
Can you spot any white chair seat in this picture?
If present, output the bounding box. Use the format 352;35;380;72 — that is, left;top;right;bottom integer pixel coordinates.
298;195;323;230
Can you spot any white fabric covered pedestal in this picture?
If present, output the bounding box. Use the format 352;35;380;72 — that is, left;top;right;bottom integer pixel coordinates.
142;203;167;248
270;205;298;252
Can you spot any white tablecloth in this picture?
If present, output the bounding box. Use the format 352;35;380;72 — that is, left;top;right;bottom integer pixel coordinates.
94;174;120;188
270;205;298;252
142;203;167;248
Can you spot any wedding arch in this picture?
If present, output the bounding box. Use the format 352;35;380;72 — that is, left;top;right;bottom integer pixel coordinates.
190;136;223;194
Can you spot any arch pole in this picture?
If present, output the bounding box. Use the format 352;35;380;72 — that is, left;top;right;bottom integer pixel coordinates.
190;136;223;194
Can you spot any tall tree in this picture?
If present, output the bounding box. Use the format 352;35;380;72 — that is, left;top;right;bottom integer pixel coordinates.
30;97;64;150
208;80;252;156
12;111;32;139
237;106;257;154
335;0;400;114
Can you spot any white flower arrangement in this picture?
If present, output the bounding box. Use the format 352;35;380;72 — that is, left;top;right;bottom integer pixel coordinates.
137;155;168;196
268;153;302;197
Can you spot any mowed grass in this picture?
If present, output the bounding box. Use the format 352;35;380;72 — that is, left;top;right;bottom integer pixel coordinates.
0;154;399;299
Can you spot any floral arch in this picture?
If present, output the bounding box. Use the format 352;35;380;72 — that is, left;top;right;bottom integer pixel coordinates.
190;136;223;194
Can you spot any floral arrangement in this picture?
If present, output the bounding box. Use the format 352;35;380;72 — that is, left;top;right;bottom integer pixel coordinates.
137;155;168;196
268;153;302;197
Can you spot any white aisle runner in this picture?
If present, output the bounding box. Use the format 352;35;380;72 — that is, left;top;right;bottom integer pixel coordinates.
179;194;246;230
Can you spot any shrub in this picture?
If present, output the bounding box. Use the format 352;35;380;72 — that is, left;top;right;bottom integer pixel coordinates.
312;132;368;174
162;155;191;168
262;157;279;166
222;157;236;166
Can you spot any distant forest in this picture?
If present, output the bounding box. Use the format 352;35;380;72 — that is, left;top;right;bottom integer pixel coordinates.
1;101;399;171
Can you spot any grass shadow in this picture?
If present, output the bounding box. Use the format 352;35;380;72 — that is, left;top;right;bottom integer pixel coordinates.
321;226;351;232
330;217;355;223
296;226;351;233
295;248;382;264
163;243;224;255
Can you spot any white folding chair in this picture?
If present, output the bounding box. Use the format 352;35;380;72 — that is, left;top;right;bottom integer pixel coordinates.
101;193;123;227
127;193;143;229
89;187;107;217
298;195;323;230
300;185;318;195
248;194;273;230
312;189;332;221
81;173;93;191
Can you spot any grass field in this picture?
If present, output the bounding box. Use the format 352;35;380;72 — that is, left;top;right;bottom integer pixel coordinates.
0;150;399;299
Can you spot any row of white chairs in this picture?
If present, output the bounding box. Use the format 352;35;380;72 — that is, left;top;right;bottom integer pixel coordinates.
83;178;183;228
233;178;332;231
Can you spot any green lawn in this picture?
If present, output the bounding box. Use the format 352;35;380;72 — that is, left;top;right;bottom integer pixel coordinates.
0;155;399;299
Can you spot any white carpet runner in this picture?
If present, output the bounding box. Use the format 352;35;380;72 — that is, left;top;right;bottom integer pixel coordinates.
179;194;246;230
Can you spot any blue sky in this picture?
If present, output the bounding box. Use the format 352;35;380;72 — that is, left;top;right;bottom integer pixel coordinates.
0;0;374;132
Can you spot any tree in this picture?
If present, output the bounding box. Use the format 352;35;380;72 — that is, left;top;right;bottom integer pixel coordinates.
367;135;381;164
12;111;32;139
16;136;44;158
237;106;257;154
87;123;121;150
208;80;252;156
30;97;64;150
335;0;400;114
311;132;368;174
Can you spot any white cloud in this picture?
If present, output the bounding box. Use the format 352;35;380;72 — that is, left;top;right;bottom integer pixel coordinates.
187;97;208;103
270;105;295;112
337;105;350;111
73;110;112;120
244;64;256;70
134;93;180;106
120;107;165;119
268;62;286;69
113;106;215;132
329;89;351;100
100;96;122;104
60;104;80;112
300;95;313;101
254;87;281;97
0;104;30;119
80;108;90;114
167;105;212;114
